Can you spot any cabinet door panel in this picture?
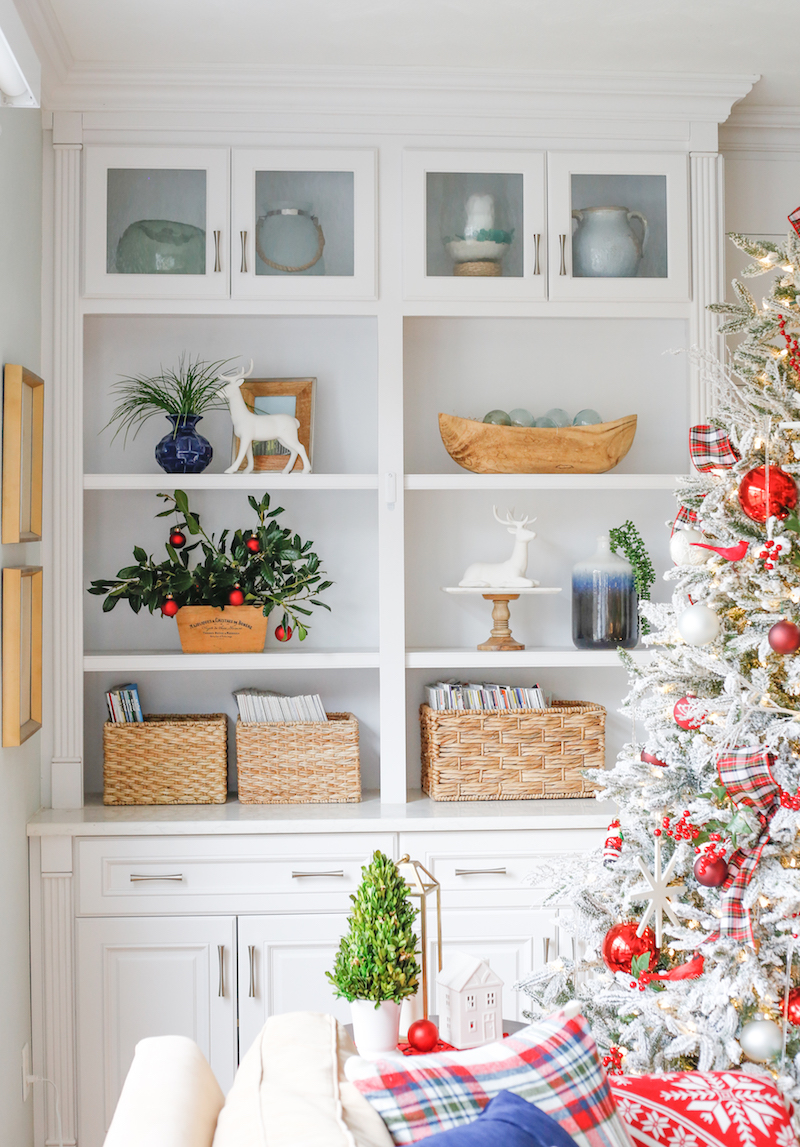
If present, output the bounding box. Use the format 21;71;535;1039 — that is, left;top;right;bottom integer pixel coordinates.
238;913;351;1057
76;916;236;1147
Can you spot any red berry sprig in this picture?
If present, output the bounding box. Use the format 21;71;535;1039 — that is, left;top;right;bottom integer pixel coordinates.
602;1046;624;1074
695;831;728;859
780;788;800;811
779;316;800;381
655;812;700;842
758;537;778;571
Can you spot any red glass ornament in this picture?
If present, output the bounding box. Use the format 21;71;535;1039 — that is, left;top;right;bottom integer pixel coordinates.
601;922;659;975
769;620;800;655
738;466;798;523
641;748;667;768
407;1018;439;1053
785;986;800;1026
228;588;245;606
275;624;293;642
169;530;186;548
246;537;260;553
673;695;705;730
161;597;179;617
693;853;729;887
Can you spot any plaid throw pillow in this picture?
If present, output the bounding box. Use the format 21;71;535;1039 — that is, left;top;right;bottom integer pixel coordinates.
344;1012;632;1147
610;1072;796;1147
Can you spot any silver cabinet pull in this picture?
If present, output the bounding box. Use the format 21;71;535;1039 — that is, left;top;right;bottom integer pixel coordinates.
218;945;225;997
248;945;256;998
559;234;567;276
213;230;221;272
240;231;248;273
533;233;541;276
454;867;507;876
291;870;345;878
129;873;184;882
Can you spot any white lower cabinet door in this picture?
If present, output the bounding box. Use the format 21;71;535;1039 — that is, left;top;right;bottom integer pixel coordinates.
76;915;237;1147
238;913;351;1057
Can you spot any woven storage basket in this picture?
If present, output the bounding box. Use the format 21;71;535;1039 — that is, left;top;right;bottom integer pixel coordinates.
103;713;228;805
420;701;605;801
236;713;360;804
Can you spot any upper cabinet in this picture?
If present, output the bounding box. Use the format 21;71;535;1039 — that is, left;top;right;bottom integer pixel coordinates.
403;150;547;301
231;149;377;300
84;147;231;299
546;152;690;302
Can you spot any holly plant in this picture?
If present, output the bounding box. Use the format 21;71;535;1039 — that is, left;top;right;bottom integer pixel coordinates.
87;490;332;640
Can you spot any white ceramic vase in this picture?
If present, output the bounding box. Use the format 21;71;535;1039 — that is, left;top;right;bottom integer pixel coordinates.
350;999;402;1056
571;206;648;278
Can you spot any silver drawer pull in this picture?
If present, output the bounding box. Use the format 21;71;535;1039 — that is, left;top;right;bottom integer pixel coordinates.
129;873;184;882
532;233;541;276
248;945;256;998
291;870;345;879
218;945;225;997
213;229;221;272
240;230;248;273
559;234;567;276
455;867;508;876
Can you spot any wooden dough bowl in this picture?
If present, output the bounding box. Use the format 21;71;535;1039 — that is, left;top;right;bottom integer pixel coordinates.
438;412;637;475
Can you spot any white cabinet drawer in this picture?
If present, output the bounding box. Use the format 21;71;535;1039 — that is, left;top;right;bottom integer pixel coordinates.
77;834;395;916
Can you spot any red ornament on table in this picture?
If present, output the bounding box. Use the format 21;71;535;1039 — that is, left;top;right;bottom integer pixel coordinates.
169;529;186;548
228;587;245;606
738;465;798;523
769;620;800;655
601;921;659;975
673;695;705;730
406;1018;439;1053
693;853;729;887
641;748;667;768
275;624;293;642
161;596;179;617
246;537;260;553
785;986;800;1026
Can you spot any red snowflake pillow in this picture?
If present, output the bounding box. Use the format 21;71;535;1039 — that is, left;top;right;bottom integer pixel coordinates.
610;1072;797;1147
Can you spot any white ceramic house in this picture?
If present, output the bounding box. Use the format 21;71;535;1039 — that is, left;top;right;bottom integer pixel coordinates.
437;953;504;1049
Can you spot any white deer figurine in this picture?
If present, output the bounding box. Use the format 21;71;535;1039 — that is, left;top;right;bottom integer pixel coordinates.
459;507;539;588
220;360;312;475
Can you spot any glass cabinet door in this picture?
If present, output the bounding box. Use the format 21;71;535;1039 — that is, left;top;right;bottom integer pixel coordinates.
83;146;230;298
231;149;376;300
546;152;689;302
403;151;546;300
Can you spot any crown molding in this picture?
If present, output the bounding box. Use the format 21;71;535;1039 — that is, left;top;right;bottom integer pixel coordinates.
721;104;800;153
37;62;758;128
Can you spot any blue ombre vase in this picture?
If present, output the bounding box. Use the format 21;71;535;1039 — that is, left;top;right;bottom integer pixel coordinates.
572;535;638;650
155;414;213;474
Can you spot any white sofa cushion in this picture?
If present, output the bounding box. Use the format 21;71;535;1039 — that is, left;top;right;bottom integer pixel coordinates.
104;1035;225;1147
212;1011;394;1147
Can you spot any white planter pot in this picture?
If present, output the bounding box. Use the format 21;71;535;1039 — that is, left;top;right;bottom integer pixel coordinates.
350;999;401;1056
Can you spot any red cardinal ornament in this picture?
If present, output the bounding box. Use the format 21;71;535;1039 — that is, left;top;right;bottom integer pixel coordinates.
738;465;798;523
246;537;260;553
769;620;800;655
694;853;729;887
641;748;668;768
169;530;186;548
407;1019;439;1053
161;596;179;617
674;695;705;730
785;986;800;1026
690;539;748;562
228;587;245;606
601;922;659;975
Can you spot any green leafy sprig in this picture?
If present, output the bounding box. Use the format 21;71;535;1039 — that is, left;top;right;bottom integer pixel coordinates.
104;354;236;443
609;520;656;635
87;490;332;639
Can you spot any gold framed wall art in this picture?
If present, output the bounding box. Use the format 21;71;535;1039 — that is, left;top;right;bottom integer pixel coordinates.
2;566;43;746
2;364;44;543
231;377;315;472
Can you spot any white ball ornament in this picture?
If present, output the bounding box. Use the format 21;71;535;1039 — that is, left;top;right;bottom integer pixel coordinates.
739;1019;783;1062
669;528;709;567
677;604;721;646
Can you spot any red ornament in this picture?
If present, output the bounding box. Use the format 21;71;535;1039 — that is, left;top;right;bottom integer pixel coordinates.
738;465;798;523
641;748;667;768
691;539;749;562
246;537;260;553
161;597;179;617
601;922;659;975
693;853;729;887
769;620;800;655
785;986;800;1026
169;530;186;548
673;695;705;730
228;587;245;606
275;624;293;642
407;1018;439;1053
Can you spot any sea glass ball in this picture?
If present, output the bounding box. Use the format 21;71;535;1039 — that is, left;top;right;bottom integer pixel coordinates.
483;409;511;425
509;407;535;427
573;408;602;425
544;408;570;427
535;416;557;428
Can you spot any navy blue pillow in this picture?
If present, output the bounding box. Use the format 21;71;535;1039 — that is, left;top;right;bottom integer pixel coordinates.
419;1089;582;1147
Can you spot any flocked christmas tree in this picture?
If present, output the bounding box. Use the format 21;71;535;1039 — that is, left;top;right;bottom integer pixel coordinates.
518;221;800;1101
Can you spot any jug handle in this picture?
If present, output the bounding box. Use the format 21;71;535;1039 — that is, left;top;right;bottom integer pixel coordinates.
571;208;584;231
627;210;649;256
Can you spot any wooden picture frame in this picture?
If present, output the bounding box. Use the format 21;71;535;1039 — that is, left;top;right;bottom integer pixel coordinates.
232;377;315;472
2;566;42;746
2;365;44;543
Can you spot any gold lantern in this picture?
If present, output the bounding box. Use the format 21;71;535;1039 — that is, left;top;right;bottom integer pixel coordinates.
396;855;442;1019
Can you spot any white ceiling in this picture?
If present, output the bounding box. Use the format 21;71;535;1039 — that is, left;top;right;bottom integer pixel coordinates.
16;0;800;108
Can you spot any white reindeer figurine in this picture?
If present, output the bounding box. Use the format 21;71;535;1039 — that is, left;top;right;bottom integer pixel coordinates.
459;507;538;588
220;360;312;475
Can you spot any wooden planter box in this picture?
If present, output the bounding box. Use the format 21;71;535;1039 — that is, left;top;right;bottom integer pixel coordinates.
420;701;605;801
236;713;360;803
175;605;268;653
103;713;228;805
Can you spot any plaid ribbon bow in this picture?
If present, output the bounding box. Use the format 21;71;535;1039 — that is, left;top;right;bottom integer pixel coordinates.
715;747;780;946
673;426;740;535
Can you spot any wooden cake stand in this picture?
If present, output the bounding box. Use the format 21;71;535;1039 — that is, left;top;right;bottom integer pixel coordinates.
442;586;562;651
